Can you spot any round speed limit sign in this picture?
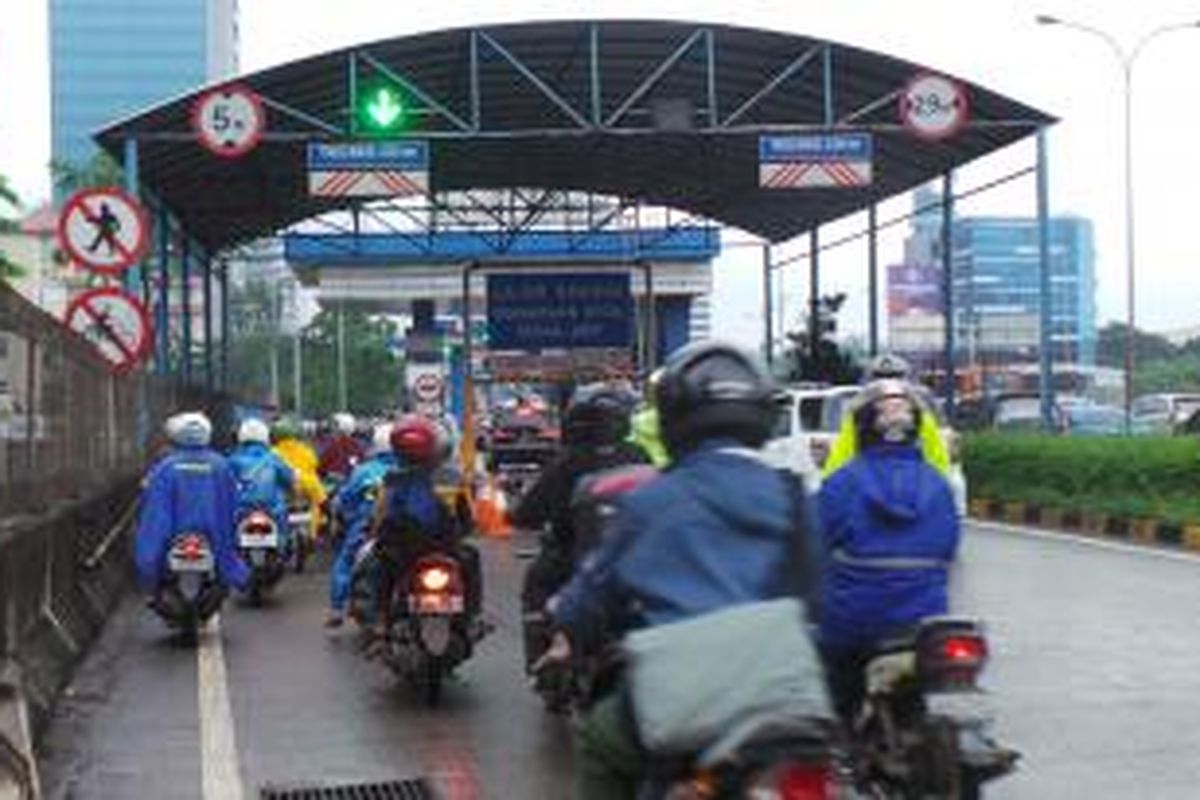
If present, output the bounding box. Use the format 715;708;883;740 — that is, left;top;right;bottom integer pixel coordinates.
899;73;969;140
191;84;266;158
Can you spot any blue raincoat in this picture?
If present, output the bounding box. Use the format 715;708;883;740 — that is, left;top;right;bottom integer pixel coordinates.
328;452;397;611
227;442;296;534
816;444;960;652
135;446;251;592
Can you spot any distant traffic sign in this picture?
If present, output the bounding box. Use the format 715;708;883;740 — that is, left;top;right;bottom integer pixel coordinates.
307;140;430;197
57;187;149;275
64;288;153;373
192;84;266;157
899;73;969;140
759;133;873;189
413;372;443;402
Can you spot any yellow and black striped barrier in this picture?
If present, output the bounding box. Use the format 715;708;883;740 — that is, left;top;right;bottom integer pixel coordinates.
969;498;1200;553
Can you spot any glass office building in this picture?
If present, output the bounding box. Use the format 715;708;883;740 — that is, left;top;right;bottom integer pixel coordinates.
890;187;1097;372
50;0;238;172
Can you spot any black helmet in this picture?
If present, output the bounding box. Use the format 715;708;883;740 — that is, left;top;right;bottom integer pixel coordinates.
563;383;636;448
655;341;776;458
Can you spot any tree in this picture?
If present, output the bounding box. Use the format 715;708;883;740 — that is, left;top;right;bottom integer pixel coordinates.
0;174;24;281
295;310;404;416
50;153;124;195
780;293;863;385
1096;322;1174;368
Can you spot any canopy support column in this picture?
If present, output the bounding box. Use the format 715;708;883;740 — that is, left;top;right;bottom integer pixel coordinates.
762;243;774;366
941;172;956;417
809;228;820;366
181;237;192;385
203;254;214;393
868;204;879;356
1037;128;1053;430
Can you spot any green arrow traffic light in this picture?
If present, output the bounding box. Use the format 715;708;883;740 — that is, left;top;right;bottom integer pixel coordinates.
357;84;408;134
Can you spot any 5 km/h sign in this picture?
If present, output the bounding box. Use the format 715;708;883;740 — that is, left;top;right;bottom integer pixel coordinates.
57;187;149;275
64;288;153;374
192;84;266;157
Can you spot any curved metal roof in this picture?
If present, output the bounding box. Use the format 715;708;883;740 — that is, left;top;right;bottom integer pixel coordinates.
95;20;1054;251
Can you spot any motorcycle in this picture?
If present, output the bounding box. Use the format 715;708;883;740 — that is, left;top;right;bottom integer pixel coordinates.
151;532;225;637
640;712;839;799
237;509;286;606
287;503;314;574
850;618;1019;799
522;464;658;714
376;549;489;705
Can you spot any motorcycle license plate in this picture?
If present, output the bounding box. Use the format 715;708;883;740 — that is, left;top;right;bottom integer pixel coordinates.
408;593;464;615
926;692;994;722
419;615;453;656
240;532;279;548
169;553;214;572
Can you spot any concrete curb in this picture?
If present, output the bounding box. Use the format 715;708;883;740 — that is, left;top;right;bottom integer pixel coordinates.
968;498;1200;552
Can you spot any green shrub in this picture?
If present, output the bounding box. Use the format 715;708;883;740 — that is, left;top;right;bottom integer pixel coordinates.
964;434;1200;524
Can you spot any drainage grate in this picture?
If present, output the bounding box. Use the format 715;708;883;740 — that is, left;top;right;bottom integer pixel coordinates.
260;778;435;800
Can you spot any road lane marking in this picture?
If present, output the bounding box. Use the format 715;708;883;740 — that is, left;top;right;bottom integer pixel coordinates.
197;615;245;800
972;520;1200;566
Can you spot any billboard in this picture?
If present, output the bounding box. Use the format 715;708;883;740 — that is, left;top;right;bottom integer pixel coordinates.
887;263;944;316
486;272;633;351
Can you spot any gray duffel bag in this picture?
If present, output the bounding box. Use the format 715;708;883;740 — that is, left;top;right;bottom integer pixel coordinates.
621;597;833;757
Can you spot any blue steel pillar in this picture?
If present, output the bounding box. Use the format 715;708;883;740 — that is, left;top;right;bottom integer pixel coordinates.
181;238;193;384
868;204;879;357
808;228;820;365
941;172;956;416
122;139;140;297
1037;129;1053;430
219;260;230;391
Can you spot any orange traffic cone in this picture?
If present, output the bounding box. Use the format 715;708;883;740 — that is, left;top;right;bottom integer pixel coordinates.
474;475;512;538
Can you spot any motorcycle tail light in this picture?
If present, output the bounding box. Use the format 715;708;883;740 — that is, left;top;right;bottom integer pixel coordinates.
176;535;207;561
419;566;452;592
751;761;833;800
919;628;988;688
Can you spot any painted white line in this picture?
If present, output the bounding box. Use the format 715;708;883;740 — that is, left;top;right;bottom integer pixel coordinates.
197;615;245;800
970;519;1200;566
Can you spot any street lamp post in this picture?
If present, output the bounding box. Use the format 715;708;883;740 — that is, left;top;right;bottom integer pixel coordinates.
1036;15;1200;430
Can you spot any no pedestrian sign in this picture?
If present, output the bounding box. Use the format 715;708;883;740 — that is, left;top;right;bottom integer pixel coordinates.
192;84;266;158
57;187;150;276
64;288;153;374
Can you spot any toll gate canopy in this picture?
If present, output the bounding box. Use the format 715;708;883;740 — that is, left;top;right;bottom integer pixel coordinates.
93;19;1053;254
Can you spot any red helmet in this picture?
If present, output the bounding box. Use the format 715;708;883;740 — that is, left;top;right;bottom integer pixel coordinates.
390;415;438;465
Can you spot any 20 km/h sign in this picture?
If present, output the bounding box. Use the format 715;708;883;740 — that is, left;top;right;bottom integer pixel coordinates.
192;84;266;158
899;73;970;140
64;288;153;374
57;187;150;275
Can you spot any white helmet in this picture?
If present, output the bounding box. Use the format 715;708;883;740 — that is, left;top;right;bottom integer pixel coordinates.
165;412;212;447
237;418;271;445
369;423;393;456
332;412;356;435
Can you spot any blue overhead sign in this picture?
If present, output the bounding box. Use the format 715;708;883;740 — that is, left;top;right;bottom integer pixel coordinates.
306;140;429;170
487;273;633;351
759;133;873;188
759;133;873;162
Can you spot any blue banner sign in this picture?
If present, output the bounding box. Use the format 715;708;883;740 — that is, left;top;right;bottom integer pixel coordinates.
759;133;872;162
486;273;633;350
307;140;429;170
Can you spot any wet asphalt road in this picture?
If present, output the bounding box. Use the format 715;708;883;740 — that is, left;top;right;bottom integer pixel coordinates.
38;523;1200;799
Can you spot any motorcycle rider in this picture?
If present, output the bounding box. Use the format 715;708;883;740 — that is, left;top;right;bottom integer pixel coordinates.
326;423;396;628
536;342;823;799
368;415;483;639
318;412;365;482
135;412;250;610
228;418;296;543
513;383;648;670
816;378;961;721
272;418;327;542
626;370;670;468
823;353;950;477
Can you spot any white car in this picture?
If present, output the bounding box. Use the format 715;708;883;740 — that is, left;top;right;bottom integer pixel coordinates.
764;384;968;516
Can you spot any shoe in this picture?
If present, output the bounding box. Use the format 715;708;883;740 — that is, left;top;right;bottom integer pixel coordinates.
325;612;345;629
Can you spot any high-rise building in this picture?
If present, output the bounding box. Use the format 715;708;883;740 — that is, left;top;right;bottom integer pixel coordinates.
889;187;1097;373
50;0;238;172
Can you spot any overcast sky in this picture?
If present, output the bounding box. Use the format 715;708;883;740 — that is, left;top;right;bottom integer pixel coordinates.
4;0;1200;345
